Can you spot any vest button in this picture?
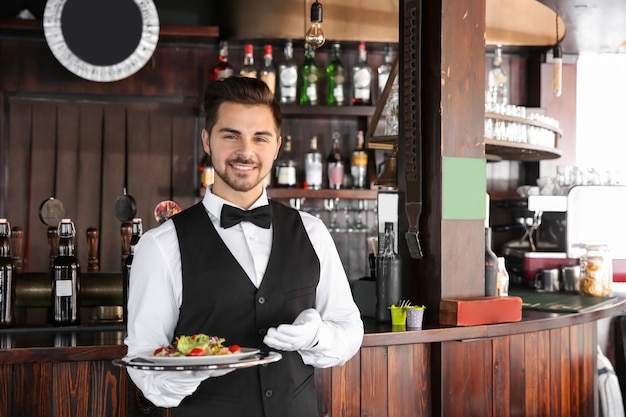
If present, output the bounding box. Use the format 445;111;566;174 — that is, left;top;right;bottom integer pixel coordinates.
259;328;267;336
258;296;266;304
264;389;273;398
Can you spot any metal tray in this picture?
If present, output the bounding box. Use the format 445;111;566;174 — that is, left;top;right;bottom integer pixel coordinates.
113;351;282;371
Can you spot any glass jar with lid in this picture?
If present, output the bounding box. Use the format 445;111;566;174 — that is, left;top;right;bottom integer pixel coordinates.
579;244;612;297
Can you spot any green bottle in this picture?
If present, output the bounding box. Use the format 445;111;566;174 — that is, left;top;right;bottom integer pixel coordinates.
299;44;320;105
326;42;346;106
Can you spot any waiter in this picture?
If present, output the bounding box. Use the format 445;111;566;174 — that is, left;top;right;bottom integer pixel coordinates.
125;76;364;417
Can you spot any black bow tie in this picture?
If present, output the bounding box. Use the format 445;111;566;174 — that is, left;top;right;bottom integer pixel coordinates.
220;204;272;229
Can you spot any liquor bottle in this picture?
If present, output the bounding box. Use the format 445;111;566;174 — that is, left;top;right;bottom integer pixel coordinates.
275;135;297;188
304;136;323;190
299;44;320;105
497;257;510;296
377;43;394;95
326;42;346;106
52;219;80;326
352;42;373;105
240;43;257;78
327;131;345;189
485;227;498;296
0;219;14;327
277;39;298;104
198;151;214;196
486;44;509;109
123;218;142;323
209;40;234;82
376;222;401;323
351;130;368;189
260;44;276;94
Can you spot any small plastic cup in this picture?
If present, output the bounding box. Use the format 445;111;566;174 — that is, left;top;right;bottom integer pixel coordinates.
406;306;425;329
389;305;407;326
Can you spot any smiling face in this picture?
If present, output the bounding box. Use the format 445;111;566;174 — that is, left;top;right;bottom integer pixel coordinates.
202;102;281;208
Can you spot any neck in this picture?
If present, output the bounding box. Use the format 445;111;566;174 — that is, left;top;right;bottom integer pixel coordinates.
211;181;264;210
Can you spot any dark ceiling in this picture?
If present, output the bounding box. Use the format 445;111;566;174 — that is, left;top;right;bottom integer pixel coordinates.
539;0;626;54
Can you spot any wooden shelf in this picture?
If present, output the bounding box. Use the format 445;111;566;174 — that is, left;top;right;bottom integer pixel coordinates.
267;188;378;200
485;112;563;136
485;138;561;161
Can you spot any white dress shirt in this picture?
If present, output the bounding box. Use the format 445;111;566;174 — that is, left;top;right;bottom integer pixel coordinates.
124;187;364;408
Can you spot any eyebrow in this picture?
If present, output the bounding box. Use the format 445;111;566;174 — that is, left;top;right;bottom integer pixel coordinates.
218;127;275;137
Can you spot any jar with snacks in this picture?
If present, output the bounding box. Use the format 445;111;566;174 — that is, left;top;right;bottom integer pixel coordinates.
579;244;612;297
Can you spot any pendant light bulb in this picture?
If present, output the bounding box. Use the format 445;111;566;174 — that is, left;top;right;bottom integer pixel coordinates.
553;44;563;97
305;1;325;49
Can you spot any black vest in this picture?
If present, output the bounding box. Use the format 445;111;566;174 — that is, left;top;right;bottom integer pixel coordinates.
171;200;320;417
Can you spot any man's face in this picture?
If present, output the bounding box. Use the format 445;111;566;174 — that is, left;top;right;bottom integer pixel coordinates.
202;102;281;206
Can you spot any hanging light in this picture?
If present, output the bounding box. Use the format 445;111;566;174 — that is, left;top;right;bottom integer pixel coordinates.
305;0;325;49
553;12;563;97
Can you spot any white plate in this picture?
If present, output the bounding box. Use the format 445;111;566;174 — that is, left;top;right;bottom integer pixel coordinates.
134;347;260;366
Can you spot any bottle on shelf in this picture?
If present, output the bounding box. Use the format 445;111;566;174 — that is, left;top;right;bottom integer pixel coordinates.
300;44;320;105
260;44;276;95
326;42;346;106
327;131;345;189
376;222;402;323
351;130;368;189
485;227;498;296
304;135;323;190
277;39;298;104
240;43;257;78
209;40;234;82
0;219;14;328
123;218;142;323
275;135;297;188
486;44;509;109
352;42;373;105
377;43;394;95
497;257;510;296
51;218;80;326
198;151;214;196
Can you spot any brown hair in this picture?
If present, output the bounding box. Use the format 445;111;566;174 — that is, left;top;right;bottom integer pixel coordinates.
203;76;282;134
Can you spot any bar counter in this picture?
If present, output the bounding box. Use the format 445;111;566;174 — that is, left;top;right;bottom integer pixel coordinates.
1;298;625;417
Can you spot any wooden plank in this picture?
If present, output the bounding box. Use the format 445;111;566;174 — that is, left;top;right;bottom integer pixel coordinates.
569;323;583;416
330;351;361;417
536;330;551;416
493;336;511;417
361;346;388;417
0;364;11;417
524;331;539;417
13;362;53;417
508;333;526;414
389;344;430;417
52;361;90;416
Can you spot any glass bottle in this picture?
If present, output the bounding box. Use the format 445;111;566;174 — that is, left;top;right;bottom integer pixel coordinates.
485;227;498;296
52;219;80;326
376;222;401;323
580;244;613;296
377;43;394;95
327;131;345;189
275;135;297;188
123;218;142;324
497;257;509;296
351;130;368;189
299;44;320;105
0;219;14;327
260;44;276;95
486;44;509;109
198;151;214;196
326;42;346;106
352;42;373;105
209;40;234;82
304;136;323;190
278;39;298;104
240;43;257;78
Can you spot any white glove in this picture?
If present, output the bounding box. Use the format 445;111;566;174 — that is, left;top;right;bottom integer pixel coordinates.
263;308;322;351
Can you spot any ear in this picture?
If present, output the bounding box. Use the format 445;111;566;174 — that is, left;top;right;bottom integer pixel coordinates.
201;129;211;155
274;136;282;161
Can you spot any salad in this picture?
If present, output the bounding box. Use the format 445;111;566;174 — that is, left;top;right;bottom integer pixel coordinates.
153;334;241;357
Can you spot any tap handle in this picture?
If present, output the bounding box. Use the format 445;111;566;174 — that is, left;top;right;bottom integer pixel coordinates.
121;221;132;266
86;227;100;272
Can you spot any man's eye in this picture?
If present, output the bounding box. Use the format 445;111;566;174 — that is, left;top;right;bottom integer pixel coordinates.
255;136;269;143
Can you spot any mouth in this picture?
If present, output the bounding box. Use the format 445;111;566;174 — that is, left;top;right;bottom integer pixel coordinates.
229;161;257;174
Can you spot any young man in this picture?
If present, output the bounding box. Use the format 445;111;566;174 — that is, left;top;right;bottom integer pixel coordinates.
125;76;364;417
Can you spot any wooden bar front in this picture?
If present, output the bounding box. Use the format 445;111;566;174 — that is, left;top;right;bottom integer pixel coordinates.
0;300;622;417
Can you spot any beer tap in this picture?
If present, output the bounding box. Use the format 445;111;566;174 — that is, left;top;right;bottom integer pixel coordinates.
86;227;100;272
47;226;59;271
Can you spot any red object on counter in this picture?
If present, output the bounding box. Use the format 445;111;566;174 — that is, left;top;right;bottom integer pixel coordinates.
439;296;522;326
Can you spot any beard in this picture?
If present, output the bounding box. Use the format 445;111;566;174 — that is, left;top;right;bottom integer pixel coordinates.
213;156;270;192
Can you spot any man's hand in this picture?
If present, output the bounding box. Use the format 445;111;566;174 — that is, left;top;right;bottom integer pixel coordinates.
263;308;322;351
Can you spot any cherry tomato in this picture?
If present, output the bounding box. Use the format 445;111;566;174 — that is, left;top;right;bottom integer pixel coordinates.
229;344;241;353
188;347;206;356
153;347;167;356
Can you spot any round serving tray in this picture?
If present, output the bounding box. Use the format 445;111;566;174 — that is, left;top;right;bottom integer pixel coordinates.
113;351;282;371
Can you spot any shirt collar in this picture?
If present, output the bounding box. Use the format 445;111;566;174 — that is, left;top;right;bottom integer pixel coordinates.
202;186;270;220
